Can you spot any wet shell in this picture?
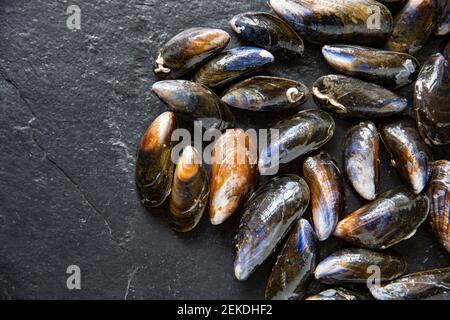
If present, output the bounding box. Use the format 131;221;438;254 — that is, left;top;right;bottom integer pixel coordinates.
221;76;309;112
427;160;450;252
314;248;406;284
192;46;274;88
152;80;235;131
135;112;176;207
369;268;450;300
229;12;304;56
153;27;230;79
380;117;432;194
305;287;359;300
258;109;335;175
169;146;209;232
312;75;407;118
334;186;430;249
269;0;393;46
385;0;437;54
322;45;420;89
265;219;318;300
414;53;450;146
209;129;259;225
234;174;310;281
344;121;380;201
303;151;344;241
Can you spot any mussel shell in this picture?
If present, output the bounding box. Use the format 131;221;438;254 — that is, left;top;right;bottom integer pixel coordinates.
229;12;304;55
234;174;310;281
312;75;407;118
192;46;274;88
435;0;449;35
344;121;380;201
305;287;359;300
221;76;309;112
334;186;430;249
380;117;432;194
322;45;420;89
152;80;235;131
314;248;406;284
414;53;450;146
258;109;335;175
135;112;176;207
369;268;450;300
265;219;318;300
385;0;437;54
269;0;393;46
153;27;230;79
427;160;450;252
303;151;344;241
209;129;259;225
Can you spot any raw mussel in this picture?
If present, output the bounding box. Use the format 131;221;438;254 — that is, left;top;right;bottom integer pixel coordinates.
322;45;420;89
234;174;310;281
135;112;176;207
153;27;230;79
334;186;430;249
221;76;309;112
305;288;359;300
303;151;344;241
265;219;318;300
312;75;407;118
193;46;274;88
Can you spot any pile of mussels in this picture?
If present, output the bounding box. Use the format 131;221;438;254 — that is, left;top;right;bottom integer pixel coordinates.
136;0;450;300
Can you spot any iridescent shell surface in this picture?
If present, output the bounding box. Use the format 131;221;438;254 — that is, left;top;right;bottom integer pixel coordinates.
305;288;359;300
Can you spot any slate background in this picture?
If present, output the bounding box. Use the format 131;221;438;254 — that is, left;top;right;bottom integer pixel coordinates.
0;0;448;299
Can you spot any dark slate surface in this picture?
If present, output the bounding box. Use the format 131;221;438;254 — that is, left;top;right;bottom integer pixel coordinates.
0;0;448;300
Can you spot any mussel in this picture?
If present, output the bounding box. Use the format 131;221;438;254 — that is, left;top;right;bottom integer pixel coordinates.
229;12;304;56
303;151;344;241
414;53;450;147
435;0;449;35
153;27;230;79
193;46;274;88
305;288;359;300
380;117;432;194
234;174;310;281
344;121;380;201
221;76;309;112
427;160;450;252
312;75;407;118
135;112;176;207
209;129;259;225
334;186;430;249
314;248;406;284
265;219;318;300
369;268;450;300
152;80;235;130
322;45;420;89
269;0;393;46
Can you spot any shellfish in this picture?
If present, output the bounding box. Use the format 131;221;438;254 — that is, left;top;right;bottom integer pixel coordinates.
435;0;449;35
305;288;359;300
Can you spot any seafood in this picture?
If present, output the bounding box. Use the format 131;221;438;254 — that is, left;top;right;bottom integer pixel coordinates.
152;80;235;130
427;160;450;252
169;146;209;232
153;27;230;79
135;112;176;207
221;76;309;112
436;0;449;35
269;0;393;46
209;129;259;225
234;174;310;281
312;75;407;118
305;288;359;300
193;46;274;88
265;219;318;300
344;121;380;201
303;151;344;241
414;53;450;146
314;248;406;283
369;268;450;300
322;45;420;89
334;186;430;249
229;12;304;55
258;109;335;175
380;117;432;194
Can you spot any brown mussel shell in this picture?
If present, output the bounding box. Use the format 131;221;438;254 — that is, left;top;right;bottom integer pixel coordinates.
305;287;360;300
